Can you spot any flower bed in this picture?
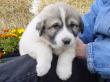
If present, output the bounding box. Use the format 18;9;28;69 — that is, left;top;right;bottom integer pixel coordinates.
0;28;24;59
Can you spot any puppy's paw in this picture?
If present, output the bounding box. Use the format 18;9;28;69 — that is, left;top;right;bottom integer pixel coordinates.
56;66;72;80
37;63;51;76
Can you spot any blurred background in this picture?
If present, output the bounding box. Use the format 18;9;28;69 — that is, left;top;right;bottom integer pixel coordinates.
0;0;93;59
0;0;93;29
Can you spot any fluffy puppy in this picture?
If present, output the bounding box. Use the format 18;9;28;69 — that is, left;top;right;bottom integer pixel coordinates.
19;3;83;80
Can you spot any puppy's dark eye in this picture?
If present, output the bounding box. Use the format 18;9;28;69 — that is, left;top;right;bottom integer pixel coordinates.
52;23;60;29
69;23;78;27
69;23;75;27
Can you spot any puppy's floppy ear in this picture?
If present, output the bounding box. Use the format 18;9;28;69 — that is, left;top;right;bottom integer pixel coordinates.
79;17;84;33
36;21;45;36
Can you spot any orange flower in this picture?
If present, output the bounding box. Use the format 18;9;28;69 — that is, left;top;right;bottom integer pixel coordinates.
0;34;17;38
2;27;9;33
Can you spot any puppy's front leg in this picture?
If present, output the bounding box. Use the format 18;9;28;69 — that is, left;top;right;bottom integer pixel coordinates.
56;48;75;80
28;43;53;76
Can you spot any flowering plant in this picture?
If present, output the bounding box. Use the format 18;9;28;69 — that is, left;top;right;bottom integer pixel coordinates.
0;27;25;58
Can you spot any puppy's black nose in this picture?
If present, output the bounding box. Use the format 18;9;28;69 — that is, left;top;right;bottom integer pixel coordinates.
62;38;71;45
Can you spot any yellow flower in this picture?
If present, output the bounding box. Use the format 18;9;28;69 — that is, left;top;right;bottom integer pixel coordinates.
10;29;17;34
17;28;25;34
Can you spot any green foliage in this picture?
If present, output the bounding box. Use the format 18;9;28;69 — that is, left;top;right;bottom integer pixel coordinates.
0;37;19;55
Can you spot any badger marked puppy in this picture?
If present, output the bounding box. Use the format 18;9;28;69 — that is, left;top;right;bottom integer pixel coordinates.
19;3;83;80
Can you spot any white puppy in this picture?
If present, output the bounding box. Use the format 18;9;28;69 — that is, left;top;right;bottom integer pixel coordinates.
19;3;83;80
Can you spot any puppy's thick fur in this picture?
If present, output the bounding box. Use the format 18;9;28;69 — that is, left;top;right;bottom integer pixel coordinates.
19;3;83;80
